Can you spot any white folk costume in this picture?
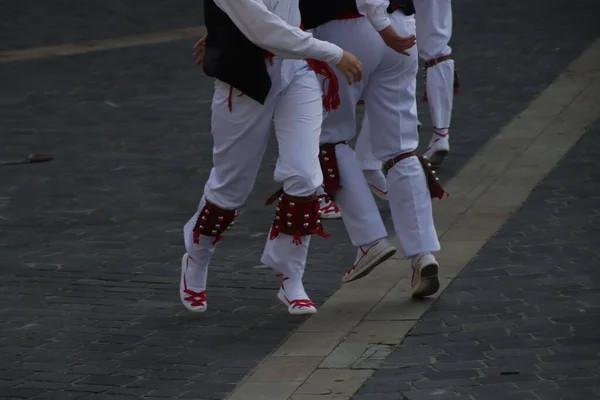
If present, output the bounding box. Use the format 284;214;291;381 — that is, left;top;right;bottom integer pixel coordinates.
356;0;457;175
303;0;444;297
416;0;456;166
181;0;346;315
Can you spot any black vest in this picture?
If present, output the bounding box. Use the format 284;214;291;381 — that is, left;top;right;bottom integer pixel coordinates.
202;0;415;105
202;0;272;104
301;0;415;30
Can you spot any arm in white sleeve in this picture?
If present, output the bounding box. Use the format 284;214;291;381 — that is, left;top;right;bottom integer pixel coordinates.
356;0;392;32
213;0;343;65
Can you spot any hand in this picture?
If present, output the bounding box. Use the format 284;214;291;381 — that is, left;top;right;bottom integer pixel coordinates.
193;35;206;65
335;51;363;85
378;26;416;56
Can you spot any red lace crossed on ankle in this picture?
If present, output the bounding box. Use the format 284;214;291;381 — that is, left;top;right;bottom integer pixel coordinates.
182;265;207;307
279;277;315;309
346;241;378;275
289;299;316;309
432;129;449;138
426;130;449;152
183;288;207;307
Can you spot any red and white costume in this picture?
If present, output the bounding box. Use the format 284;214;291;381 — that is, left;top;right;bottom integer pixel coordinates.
312;0;443;297
356;0;456;176
181;0;345;315
417;0;455;165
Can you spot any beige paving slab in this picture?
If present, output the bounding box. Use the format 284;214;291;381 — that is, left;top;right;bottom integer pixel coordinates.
298;258;407;333
440;212;507;242
319;343;370;369
228;382;300;400
226;38;600;400
296;303;373;333
0;26;206;63
345;320;414;345
436;240;485;277
291;395;350;400
365;294;434;322
273;331;347;357
294;369;374;396
363;279;453;322
351;344;394;369
246;356;324;382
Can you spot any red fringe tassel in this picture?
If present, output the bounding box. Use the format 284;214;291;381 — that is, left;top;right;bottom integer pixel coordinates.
306;59;341;112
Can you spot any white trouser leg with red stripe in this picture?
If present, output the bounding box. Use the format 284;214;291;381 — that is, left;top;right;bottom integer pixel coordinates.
416;0;454;167
313;16;400;284
181;59;324;314
315;12;442;296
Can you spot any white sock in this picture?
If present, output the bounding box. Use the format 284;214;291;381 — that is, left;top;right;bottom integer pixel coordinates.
185;235;215;292
411;253;435;267
363;169;387;193
185;257;207;292
281;277;309;301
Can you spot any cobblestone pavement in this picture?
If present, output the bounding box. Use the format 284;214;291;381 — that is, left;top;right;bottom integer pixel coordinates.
0;0;205;51
352;118;600;400
1;0;599;399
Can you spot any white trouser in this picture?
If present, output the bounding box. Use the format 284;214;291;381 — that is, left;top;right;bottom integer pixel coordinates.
416;0;454;130
184;58;324;281
355;0;454;167
314;12;440;257
355;98;418;171
354;117;382;171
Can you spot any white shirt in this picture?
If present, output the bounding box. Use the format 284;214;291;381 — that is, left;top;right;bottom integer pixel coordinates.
356;0;393;32
213;0;344;65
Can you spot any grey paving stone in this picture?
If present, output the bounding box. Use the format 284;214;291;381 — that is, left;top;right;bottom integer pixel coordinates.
402;389;465;400
353;394;408;400
24;392;89;400
353;117;600;398
355;379;413;394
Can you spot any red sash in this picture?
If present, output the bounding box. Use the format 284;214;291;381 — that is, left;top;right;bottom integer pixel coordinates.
264;29;340;112
227;25;341;112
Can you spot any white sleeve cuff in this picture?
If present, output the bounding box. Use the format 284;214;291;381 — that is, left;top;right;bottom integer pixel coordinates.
368;14;392;32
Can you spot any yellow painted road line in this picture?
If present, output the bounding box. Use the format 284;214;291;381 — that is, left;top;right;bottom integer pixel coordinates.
0;26;206;63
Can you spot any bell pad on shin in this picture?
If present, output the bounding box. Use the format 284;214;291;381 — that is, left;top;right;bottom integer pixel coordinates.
453;69;460;94
269;192;329;245
417;156;448;199
192;200;237;244
319;142;346;196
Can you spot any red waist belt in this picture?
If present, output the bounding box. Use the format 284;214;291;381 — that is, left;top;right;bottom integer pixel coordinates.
263;50;340;112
